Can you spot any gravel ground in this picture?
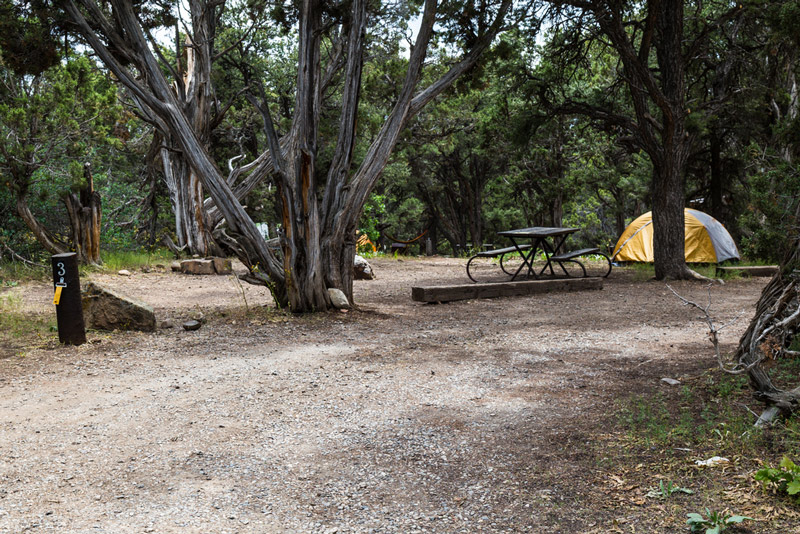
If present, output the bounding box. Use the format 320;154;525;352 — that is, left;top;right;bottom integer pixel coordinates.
0;257;769;533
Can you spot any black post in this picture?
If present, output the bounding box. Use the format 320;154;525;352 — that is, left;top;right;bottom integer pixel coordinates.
51;252;86;346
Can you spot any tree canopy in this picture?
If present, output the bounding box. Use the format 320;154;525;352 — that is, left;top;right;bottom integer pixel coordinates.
0;0;797;295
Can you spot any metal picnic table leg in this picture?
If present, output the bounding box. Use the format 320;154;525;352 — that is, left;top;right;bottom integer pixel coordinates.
508;237;540;280
539;234;570;277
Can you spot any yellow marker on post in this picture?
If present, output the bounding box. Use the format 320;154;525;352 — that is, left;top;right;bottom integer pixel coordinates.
51;253;85;345
53;285;64;305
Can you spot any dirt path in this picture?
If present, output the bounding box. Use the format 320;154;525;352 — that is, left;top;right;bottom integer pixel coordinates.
0;258;771;533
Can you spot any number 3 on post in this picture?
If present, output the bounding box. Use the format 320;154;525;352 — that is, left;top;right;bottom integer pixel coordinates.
53;261;67;305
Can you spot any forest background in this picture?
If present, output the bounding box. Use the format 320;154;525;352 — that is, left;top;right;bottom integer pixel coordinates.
1;0;798;280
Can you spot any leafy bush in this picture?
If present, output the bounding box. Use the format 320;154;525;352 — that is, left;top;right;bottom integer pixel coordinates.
755;456;800;504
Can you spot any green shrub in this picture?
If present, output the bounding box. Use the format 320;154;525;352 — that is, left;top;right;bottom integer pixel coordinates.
755;456;800;504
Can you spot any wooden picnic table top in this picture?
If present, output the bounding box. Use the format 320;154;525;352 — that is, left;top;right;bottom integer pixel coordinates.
497;226;580;238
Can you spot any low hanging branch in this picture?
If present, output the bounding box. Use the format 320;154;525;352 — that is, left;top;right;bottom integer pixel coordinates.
0;241;47;269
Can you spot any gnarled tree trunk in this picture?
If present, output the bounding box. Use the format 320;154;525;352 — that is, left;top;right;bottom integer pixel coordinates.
63;163;102;265
735;240;800;413
65;0;511;311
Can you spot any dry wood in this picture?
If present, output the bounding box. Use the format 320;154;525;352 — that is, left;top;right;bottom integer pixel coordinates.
412;277;603;303
716;265;780;277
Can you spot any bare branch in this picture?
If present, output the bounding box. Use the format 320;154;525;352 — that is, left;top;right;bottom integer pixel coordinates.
667;283;758;375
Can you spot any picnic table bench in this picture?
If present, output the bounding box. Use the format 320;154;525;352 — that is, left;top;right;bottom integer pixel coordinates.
466;228;612;283
466;244;531;282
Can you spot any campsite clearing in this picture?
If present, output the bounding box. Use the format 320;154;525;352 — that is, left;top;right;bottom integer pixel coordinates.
0;257;795;533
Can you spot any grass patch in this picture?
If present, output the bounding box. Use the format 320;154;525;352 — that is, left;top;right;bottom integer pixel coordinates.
615;370;789;456
627;262;656;281
769;354;800;391
0;260;49;285
0;291;56;355
98;249;175;273
604;368;800;531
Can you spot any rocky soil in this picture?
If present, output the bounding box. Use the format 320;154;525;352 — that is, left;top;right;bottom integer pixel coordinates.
0;257;775;533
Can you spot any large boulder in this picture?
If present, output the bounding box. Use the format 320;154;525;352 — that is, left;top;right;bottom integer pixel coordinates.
354;255;375;280
82;282;156;332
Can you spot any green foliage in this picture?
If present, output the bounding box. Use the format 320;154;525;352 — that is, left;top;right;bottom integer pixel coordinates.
686;509;751;534
645;480;694;499
0;290;55;345
738;147;800;263
0;52;135;259
755;457;800;504
0;1;60;76
359;193;387;244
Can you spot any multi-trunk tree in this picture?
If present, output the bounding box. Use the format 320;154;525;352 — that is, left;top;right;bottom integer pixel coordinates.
64;0;513;311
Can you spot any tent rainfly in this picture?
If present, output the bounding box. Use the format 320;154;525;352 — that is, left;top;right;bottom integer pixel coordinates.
612;208;740;263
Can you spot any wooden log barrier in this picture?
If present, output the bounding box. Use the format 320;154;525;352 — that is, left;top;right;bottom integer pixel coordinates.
716;265;779;278
52;252;86;345
411;277;603;303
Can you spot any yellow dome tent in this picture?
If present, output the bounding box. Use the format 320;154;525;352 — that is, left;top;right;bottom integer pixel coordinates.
612;208;740;263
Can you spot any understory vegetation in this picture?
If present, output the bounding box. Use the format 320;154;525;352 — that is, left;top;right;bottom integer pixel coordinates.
607;358;800;531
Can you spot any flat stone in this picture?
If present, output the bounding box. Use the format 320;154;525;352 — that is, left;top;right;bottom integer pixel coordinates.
182;320;202;331
661;377;681;386
118;269;132;276
82;282;156;332
211;257;232;275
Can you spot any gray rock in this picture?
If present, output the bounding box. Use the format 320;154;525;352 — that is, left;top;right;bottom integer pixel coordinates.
82;282;156;332
660;377;681;386
182;320;202;331
354;255;375;280
327;288;350;309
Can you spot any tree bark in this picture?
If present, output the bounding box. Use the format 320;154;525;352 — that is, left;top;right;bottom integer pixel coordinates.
65;0;511;311
161;142;208;255
63;163;102;265
556;0;696;279
735;256;800;412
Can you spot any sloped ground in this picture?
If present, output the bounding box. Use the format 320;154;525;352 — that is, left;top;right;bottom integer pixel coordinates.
0;257;793;533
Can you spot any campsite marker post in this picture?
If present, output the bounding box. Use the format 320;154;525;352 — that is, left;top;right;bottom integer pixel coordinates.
51;252;86;346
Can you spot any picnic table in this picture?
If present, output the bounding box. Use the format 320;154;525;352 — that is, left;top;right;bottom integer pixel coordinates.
466;226;612;283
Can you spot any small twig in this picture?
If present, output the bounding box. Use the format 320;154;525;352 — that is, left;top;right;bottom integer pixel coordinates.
231;272;249;312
